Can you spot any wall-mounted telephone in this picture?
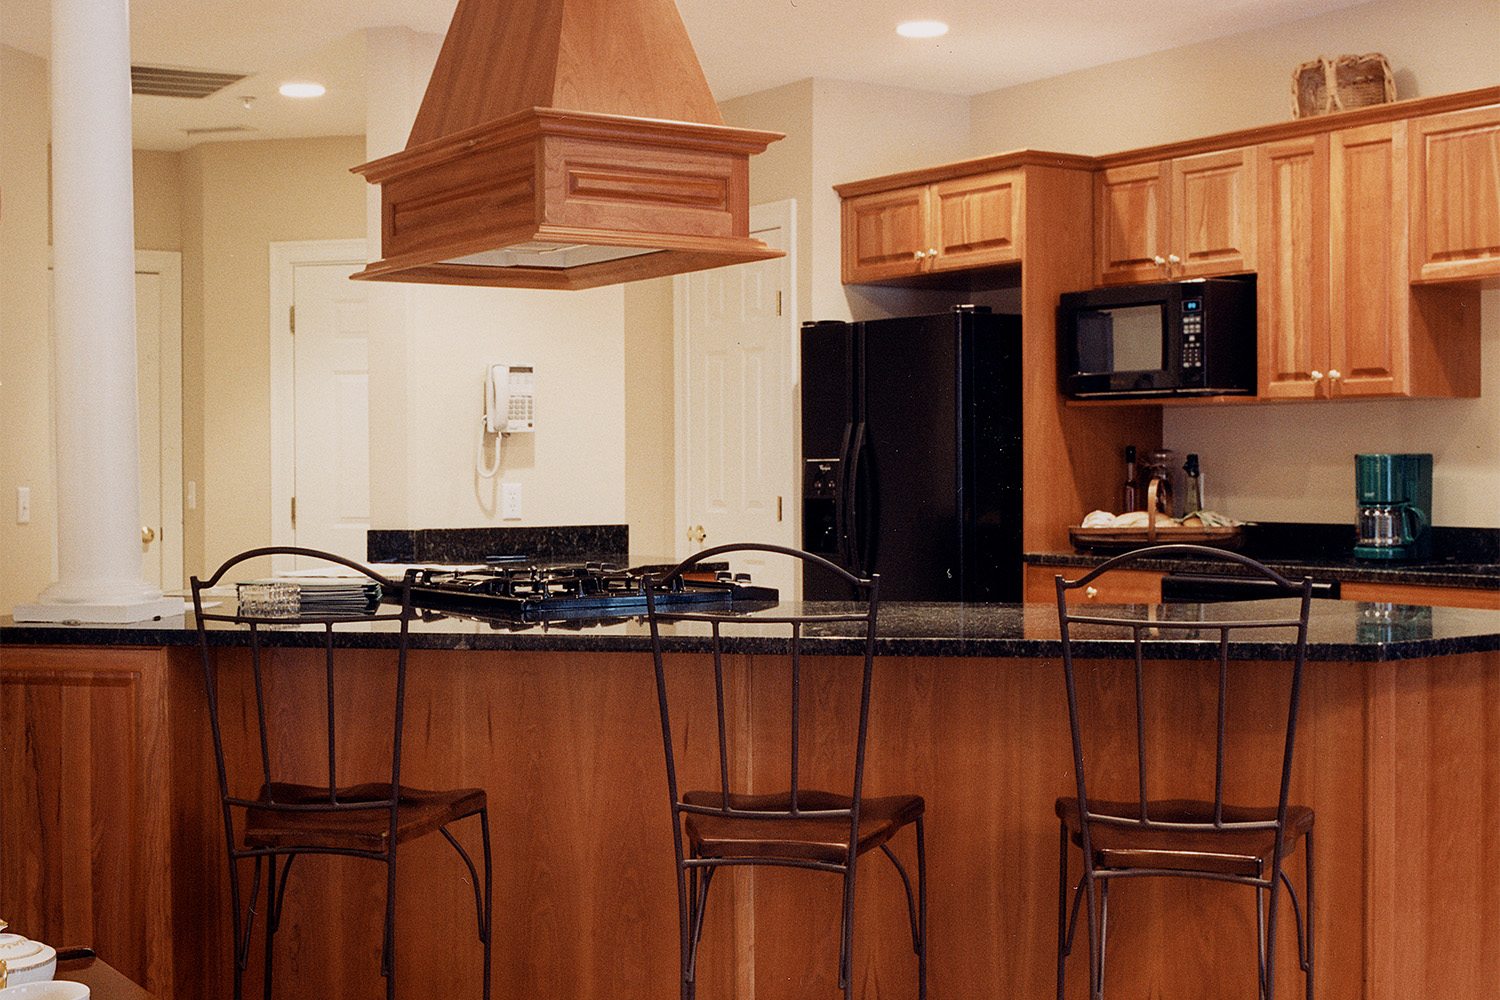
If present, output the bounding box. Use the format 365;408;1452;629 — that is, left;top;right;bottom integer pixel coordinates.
484;364;536;434
478;364;535;479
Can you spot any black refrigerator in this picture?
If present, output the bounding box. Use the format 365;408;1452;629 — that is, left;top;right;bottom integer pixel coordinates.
800;305;1023;602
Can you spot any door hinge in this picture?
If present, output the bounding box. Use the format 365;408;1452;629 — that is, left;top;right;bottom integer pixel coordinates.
777;496;783;522
777;291;782;317
288;304;295;334
290;496;296;527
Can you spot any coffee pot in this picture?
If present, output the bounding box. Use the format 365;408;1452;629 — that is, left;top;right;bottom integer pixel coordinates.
1354;453;1432;560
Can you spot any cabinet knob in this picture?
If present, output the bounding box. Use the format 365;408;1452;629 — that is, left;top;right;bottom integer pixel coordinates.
142;525;156;544
913;250;927;260
1328;369;1342;381
1167;253;1182;265
1085;586;1099;600
1310;370;1324;382
1152;255;1167;266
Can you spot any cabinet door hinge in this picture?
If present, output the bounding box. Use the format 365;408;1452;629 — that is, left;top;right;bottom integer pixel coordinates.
290;496;296;527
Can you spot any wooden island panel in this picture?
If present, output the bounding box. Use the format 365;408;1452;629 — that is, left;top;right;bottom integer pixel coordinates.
4;642;1497;999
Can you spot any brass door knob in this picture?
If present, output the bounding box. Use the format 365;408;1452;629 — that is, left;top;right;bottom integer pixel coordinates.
142;526;156;544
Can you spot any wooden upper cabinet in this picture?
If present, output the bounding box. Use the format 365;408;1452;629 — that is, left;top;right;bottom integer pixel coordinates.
929;170;1024;272
842;185;928;283
841;169;1024;283
1095;147;1255;285
1409;104;1500;282
1257;134;1330;400
1094;160;1170;284
1260;120;1479;401
1328;120;1409;397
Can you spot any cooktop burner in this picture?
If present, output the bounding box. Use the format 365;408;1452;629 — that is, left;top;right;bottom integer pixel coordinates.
396;557;777;622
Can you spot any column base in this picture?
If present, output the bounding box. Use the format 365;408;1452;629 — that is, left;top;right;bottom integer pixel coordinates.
12;595;187;624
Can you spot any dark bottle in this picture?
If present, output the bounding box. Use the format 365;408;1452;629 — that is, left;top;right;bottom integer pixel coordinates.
1122;445;1139;512
1183;453;1204;515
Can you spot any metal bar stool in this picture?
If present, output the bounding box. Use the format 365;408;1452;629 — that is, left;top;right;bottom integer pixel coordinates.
645;542;926;1000
191;546;491;999
1054;544;1314;1000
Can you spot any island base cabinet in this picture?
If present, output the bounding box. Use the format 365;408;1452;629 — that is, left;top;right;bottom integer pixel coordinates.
3;643;1497;999
0;646;177;999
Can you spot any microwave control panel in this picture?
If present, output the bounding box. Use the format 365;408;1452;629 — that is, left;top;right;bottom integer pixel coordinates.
1180;297;1204;369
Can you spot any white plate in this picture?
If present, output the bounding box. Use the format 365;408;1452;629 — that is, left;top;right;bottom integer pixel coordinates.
0;983;88;1000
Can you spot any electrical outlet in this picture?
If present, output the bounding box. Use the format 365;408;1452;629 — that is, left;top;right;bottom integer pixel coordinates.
502;481;522;520
16;486;30;524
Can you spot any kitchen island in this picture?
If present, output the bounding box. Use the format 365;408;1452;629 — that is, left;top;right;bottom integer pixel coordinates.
3;599;1497;999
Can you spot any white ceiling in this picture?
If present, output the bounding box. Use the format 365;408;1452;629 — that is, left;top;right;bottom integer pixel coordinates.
3;0;1374;152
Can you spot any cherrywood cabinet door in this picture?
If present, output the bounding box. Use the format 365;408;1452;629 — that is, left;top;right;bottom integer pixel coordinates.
1329;121;1408;397
1409;104;1500;282
840;185;928;283
1170;146;1257;278
929;170;1023;272
1094;160;1170;285
0;646;176;999
1340;580;1500;610
1257;135;1331;399
1023;563;1165;604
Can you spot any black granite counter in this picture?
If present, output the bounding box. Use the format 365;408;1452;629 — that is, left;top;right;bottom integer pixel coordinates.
1027;549;1500;590
1028;520;1500;591
5;597;1499;662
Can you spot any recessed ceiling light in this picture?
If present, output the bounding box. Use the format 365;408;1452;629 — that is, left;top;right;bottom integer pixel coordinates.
897;20;949;39
278;82;326;99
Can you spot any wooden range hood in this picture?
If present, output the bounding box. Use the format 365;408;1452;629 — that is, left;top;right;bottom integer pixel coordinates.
351;0;783;290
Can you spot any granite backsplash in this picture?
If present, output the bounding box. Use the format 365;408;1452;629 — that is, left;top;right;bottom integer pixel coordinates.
367;525;629;565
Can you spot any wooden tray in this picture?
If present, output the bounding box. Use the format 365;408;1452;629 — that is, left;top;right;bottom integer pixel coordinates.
1069;524;1245;553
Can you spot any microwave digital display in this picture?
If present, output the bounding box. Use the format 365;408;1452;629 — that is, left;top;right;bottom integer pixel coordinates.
1058;277;1256;399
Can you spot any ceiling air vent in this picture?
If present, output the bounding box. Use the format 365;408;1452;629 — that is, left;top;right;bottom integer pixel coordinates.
130;65;246;99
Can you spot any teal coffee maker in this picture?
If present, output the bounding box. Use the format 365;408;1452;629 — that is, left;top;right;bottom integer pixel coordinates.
1354;453;1432;560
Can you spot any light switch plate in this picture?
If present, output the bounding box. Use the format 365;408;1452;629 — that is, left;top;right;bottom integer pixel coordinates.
502;482;522;520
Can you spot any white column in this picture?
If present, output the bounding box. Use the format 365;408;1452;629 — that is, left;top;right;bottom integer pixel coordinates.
14;0;181;622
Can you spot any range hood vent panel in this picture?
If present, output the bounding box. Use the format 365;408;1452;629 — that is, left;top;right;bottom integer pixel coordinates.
353;0;782;289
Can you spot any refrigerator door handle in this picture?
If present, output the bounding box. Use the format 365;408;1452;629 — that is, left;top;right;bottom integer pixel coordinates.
844;421;867;576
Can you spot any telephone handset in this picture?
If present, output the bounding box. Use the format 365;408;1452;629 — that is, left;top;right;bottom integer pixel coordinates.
485;364;535;434
478;364;535;478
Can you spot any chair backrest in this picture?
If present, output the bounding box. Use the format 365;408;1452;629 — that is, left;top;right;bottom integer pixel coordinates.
1055;545;1313;853
190;547;414;838
645;543;880;854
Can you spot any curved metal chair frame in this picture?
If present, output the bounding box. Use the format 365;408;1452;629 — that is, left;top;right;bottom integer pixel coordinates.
1054;544;1314;1000
191;546;491;1000
645;542;926;1000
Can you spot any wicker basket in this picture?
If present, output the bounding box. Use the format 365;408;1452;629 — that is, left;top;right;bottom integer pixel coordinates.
1292;53;1396;117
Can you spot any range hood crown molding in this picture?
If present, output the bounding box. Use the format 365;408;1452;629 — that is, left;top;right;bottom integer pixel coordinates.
352;0;784;290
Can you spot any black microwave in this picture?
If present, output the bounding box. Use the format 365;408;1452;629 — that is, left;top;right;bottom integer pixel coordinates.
1058;277;1256;398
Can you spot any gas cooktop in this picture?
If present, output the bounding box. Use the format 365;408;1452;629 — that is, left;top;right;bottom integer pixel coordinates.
393;557;777;623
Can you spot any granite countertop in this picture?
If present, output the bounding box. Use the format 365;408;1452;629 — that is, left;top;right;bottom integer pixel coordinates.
1026;550;1500;590
1027;521;1500;591
5;598;1499;662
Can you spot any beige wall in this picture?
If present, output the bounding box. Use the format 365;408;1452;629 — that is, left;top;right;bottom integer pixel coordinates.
183;137;368;573
1;45;58;615
360;29;630;548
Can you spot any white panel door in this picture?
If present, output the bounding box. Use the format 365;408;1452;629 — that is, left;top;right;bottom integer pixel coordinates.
288;260;370;565
134;251;182;591
677;202;796;597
